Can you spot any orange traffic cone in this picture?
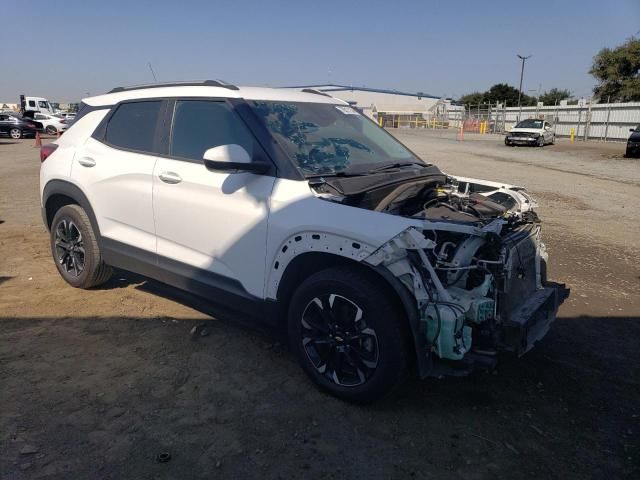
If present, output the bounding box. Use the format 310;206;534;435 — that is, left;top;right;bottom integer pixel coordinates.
34;131;42;148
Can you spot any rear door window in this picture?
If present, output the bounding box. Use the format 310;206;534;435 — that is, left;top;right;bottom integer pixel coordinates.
104;101;162;153
170;100;255;161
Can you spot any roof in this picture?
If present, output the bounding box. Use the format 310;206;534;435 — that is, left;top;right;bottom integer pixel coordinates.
283;84;441;100
84;83;347;107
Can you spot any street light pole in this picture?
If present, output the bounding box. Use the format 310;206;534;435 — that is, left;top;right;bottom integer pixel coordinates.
516;54;531;121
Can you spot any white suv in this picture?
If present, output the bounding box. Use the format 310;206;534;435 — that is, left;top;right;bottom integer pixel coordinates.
40;81;567;402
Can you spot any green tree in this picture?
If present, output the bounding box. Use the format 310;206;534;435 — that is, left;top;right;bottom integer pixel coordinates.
458;83;535;106
458;91;485;105
538;88;571;105
590;37;640;101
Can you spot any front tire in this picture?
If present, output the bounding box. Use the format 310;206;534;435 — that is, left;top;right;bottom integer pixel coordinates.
537;136;545;147
45;125;57;135
9;128;22;139
288;266;409;403
50;204;112;288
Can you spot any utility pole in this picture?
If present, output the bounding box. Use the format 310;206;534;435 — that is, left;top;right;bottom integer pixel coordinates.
516;54;531;121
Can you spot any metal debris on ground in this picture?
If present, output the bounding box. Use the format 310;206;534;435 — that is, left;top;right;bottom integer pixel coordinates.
156;452;171;463
20;445;38;455
190;323;210;339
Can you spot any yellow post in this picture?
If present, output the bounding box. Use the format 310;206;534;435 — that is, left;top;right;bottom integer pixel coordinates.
378;115;383;127
570;128;575;142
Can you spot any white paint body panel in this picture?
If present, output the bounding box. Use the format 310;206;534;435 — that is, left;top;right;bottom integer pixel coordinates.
85;86;347;108
153;158;275;297
71;137;157;253
264;178;422;299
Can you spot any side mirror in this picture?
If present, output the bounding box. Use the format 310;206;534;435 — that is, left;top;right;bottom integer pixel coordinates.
631;128;636;132
202;144;270;174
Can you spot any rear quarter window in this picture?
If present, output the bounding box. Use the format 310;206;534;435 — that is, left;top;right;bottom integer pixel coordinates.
104;101;162;153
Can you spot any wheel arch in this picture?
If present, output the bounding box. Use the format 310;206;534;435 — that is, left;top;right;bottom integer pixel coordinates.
42;180;101;245
274;250;423;371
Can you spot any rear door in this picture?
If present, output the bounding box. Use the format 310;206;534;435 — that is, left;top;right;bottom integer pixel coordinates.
0;114;8;134
71;100;164;258
152;99;276;299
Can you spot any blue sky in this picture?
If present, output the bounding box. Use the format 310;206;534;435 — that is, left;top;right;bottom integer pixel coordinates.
2;0;638;102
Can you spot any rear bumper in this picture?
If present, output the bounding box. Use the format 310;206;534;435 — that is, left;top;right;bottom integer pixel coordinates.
501;282;569;355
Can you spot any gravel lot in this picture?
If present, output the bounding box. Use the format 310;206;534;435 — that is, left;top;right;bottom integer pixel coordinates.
1;131;638;479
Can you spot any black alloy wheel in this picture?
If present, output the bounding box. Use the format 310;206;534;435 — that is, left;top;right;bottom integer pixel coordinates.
301;293;379;387
54;218;85;277
50;204;112;288
288;266;409;403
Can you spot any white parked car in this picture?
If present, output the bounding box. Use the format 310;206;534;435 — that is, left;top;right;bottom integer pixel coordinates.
57;112;76;121
39;81;567;402
505;119;555;146
33;112;68;135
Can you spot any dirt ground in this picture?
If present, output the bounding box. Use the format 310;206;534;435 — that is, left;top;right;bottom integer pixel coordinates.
1;132;639;479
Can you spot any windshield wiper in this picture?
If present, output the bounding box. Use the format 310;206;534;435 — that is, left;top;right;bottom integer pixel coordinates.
368;161;428;173
305;170;369;179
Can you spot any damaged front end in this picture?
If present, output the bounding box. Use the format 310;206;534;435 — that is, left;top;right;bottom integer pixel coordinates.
313;173;569;377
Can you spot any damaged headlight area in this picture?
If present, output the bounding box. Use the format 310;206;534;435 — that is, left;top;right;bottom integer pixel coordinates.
366;219;568;376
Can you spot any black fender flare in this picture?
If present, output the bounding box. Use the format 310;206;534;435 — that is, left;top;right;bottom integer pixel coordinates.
369;264;432;378
42;180;102;246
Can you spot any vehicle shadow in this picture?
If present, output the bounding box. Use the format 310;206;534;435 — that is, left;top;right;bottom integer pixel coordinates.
1;314;637;478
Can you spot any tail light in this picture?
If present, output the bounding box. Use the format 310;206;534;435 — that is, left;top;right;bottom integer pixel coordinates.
40;143;58;162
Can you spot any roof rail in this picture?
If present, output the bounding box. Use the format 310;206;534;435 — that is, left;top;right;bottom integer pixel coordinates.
107;80;239;94
301;88;332;98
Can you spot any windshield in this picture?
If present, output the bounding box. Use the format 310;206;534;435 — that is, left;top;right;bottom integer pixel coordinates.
250;101;424;176
515;119;544;129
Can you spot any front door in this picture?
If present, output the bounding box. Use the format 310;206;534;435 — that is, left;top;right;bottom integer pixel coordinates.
152;100;275;299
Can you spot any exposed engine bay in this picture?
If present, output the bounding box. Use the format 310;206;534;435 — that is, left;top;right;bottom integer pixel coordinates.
310;170;568;376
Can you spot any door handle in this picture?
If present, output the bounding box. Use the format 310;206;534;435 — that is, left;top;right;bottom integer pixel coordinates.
159;171;182;184
77;157;96;168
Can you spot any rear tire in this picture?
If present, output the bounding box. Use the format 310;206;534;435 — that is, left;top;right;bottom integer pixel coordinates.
50;204;112;289
9;128;22;139
288;266;409;403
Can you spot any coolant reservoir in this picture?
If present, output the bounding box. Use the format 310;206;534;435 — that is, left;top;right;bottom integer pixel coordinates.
422;304;472;360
